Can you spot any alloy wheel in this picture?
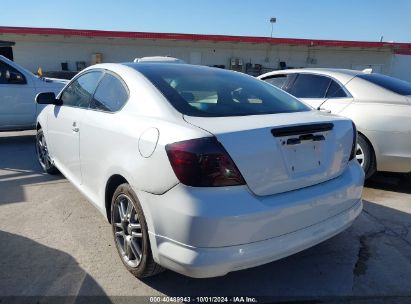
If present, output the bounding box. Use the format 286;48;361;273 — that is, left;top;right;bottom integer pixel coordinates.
356;143;365;167
36;131;51;169
112;194;143;268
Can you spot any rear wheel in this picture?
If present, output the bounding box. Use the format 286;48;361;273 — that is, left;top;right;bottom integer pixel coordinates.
111;183;164;278
356;134;376;179
36;128;59;174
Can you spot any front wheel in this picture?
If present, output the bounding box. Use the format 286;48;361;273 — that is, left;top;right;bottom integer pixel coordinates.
356;134;376;179
36;128;59;174
111;183;164;278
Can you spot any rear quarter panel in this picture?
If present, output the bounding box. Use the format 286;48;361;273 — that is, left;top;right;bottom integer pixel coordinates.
79;106;211;217
340;99;411;172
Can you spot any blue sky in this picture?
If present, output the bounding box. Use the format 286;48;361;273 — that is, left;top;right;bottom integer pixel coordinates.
2;0;411;42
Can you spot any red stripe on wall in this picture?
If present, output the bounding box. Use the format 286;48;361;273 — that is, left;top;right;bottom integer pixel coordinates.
1;26;411;51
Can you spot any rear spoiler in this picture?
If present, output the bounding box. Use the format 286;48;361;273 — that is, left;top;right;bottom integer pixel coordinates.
271;123;334;137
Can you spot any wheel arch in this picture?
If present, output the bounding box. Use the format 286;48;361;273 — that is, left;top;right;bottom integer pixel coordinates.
357;131;377;171
105;174;129;222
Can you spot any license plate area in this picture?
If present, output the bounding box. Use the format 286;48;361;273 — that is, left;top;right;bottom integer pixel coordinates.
281;138;324;174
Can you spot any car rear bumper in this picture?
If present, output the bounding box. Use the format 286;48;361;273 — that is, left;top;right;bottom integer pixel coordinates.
150;199;362;278
136;161;364;277
138;161;363;247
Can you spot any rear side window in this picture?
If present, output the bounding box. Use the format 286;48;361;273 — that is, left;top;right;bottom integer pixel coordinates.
262;75;289;89
60;71;103;108
358;73;411;96
288;74;331;98
91;73;129;112
326;80;348;98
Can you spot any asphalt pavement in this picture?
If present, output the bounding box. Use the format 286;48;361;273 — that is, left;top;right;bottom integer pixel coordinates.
0;131;410;301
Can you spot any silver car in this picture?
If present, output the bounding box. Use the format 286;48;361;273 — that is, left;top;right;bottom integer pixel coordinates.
258;69;411;179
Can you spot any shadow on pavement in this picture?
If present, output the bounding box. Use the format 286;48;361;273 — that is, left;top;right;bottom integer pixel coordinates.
365;172;411;194
0;133;64;205
0;230;111;302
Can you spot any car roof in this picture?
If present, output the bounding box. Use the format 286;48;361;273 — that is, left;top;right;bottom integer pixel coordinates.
260;68;364;83
121;62;258;78
133;56;186;64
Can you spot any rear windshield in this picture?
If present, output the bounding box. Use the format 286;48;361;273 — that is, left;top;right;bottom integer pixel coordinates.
130;64;310;117
358;73;411;96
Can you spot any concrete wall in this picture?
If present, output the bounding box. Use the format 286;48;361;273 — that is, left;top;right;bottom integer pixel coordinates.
391;54;411;82
1;33;395;78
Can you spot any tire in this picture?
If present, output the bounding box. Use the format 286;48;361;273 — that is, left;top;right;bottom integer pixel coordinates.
36;128;59;175
111;183;164;278
356;134;376;179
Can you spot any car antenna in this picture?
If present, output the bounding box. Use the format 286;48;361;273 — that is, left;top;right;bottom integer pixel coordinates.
316;75;357;111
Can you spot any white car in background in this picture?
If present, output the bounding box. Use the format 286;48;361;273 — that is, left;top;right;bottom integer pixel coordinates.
0;55;67;131
258;69;411;179
35;63;363;278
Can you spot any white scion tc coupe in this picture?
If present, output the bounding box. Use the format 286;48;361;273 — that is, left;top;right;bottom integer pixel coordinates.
36;62;364;278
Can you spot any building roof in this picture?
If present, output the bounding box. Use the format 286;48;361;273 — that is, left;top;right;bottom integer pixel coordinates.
1;26;411;53
0;40;15;47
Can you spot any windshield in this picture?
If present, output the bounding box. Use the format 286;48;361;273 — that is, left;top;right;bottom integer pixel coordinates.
129;63;310;117
358;73;411;96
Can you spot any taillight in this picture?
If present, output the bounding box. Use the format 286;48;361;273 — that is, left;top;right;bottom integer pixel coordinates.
166;137;246;187
349;122;357;161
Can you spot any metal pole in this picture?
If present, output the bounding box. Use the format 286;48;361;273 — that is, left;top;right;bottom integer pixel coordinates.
270;17;276;38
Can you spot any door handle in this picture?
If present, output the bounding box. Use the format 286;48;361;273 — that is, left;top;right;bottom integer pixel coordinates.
72;122;79;132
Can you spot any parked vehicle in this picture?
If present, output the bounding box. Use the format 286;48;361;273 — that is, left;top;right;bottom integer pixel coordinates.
0;55;67;131
133;56;186;63
35;63;364;278
258;69;411;179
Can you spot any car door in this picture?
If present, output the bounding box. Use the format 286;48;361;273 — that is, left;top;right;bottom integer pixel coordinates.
80;72;130;197
0;59;36;129
47;71;103;185
287;73;353;114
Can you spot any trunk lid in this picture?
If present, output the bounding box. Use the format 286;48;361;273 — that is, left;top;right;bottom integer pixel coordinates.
184;110;354;196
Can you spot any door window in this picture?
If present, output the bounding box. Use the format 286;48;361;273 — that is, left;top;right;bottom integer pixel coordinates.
60;71;103;108
0;61;26;85
288;74;331;98
262;74;289;89
326;80;348;98
90;73;129;112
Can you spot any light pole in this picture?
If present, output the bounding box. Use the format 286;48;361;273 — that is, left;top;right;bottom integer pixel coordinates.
270;17;277;38
265;17;277;63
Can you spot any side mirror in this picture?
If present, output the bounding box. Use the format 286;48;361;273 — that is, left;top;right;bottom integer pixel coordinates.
36;92;62;105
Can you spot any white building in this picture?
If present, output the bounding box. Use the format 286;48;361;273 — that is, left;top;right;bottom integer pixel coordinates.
1;26;411;81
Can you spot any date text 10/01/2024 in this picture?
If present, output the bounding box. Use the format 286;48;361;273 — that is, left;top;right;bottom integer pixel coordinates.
149;297;258;303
